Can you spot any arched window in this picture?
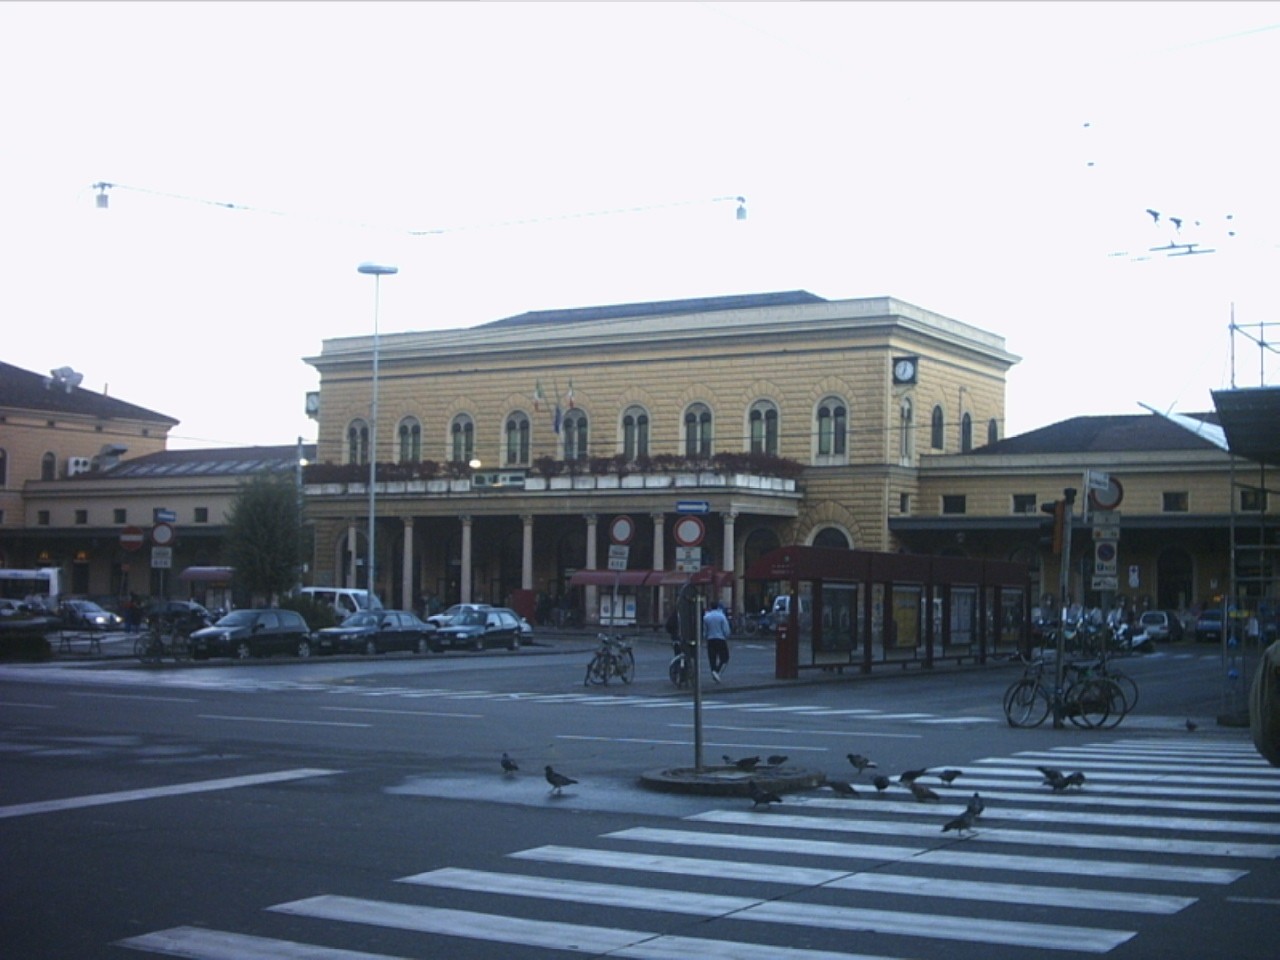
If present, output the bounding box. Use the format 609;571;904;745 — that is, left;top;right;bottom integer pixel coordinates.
987;417;999;446
505;412;530;466
41;452;56;481
622;406;649;461
931;406;945;450
816;397;847;458
563;409;588;461
450;414;475;463
749;400;779;455
397;417;422;463
684;403;712;458
812;527;851;549
961;412;973;452
899;398;914;463
346;421;369;465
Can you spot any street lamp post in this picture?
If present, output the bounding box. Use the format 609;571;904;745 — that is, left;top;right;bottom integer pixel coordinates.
357;262;398;610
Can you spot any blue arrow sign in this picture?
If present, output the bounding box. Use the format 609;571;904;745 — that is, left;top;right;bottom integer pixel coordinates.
675;500;710;514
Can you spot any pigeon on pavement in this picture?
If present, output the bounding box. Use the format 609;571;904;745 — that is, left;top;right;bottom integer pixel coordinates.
872;775;892;793
501;752;519;775
1185;718;1198;732
545;765;577;794
942;808;977;836
767;755;789;767
937;769;963;784
724;754;761;771
748;779;783;808
846;753;877;774
967;792;985;817
828;780;859;798
898;768;927;784
909;781;941;802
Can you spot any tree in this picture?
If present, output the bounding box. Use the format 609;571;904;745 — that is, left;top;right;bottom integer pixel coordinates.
225;472;302;604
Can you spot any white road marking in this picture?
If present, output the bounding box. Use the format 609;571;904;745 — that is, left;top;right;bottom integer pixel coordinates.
119;925;410;959
68;691;200;703
197;714;371;727
320;706;483;719
509;844;848;885
0;768;339;819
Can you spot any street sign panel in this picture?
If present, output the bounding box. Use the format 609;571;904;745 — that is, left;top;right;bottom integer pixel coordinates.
119;526;145;552
675;500;709;514
606;544;630;571
672;516;705;547
1092;575;1118;591
155;509;177;523
151;547;173;569
152;522;175;547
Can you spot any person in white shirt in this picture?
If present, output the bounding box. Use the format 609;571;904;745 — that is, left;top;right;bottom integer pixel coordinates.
703;600;731;682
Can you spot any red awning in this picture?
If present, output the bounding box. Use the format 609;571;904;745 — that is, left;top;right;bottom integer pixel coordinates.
177;566;234;583
568;568;731;589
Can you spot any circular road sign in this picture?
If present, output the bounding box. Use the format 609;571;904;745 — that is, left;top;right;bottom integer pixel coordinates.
151;522;176;547
673;515;706;548
119;525;145;552
609;515;635;545
1089;476;1124;511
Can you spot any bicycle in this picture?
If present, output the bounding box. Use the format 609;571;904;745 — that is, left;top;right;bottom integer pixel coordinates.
1002;655;1124;729
584;634;635;686
1063;658;1131;729
134;617;192;664
668;639;693;688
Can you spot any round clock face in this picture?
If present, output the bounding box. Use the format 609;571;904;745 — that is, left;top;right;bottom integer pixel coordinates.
894;359;916;382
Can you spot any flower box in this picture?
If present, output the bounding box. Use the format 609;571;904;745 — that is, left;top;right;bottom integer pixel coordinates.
449;479;472;492
621;475;644;488
596;475;620;489
524;477;547;491
550;477;572;490
644;475;672;488
427;479;449;493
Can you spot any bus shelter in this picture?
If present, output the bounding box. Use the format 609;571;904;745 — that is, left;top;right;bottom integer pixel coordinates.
745;546;1031;679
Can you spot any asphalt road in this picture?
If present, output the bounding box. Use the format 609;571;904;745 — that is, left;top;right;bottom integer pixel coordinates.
2;635;1277;959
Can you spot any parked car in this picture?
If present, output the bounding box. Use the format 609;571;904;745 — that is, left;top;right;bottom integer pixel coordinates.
429;606;524;652
1195;607;1225;643
315;609;436;656
58;599;124;631
190;608;313;660
145;599;213;633
426;602;491;629
298;587;382;622
0;598;28;617
1136;609;1184;643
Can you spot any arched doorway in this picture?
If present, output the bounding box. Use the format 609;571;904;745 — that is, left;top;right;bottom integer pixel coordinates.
1157;547;1193;611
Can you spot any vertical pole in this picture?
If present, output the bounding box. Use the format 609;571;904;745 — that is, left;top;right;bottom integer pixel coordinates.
1053;487;1077;727
367;274;380;610
693;589;705;772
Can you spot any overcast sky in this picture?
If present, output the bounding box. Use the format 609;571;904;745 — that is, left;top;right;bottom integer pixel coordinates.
2;1;1278;451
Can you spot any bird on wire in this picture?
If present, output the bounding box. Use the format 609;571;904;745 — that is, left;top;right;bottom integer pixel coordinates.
501;752;519;775
846;753;877;774
748;779;783;808
898;768;927;784
872;775;892;793
967;792;985;817
909;781;941;803
828;780;859;798
545;765;577;795
936;769;963;785
942;808;977;836
767;755;789;767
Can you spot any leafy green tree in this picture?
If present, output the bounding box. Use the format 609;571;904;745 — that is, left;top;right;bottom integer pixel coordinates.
225;472;302;604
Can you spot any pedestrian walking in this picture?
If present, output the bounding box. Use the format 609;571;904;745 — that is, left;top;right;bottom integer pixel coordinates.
703;600;731;682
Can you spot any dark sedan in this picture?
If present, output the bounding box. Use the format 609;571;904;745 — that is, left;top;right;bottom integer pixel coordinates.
190;608;312;660
429;606;524;652
315;609;436;656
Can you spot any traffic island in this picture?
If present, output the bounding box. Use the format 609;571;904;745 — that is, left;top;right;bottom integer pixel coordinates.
639;763;826;796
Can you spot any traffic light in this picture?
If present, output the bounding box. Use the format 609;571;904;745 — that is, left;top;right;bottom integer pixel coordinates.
1040;499;1066;555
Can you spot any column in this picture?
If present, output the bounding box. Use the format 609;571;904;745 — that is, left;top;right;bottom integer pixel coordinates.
651;512;665;569
346;522;359;589
723;510;738;612
460;515;473;603
584;514;598;626
401;517;415;614
521;514;534;591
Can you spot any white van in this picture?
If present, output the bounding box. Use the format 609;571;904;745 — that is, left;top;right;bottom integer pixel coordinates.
299;587;382;621
768;594;812;629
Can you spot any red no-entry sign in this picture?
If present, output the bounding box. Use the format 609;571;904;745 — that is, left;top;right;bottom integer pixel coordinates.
119;526;145;552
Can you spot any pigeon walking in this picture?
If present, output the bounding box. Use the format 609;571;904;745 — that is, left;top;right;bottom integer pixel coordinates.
1185;718;1198;732
724;754;761;771
767;754;789;767
898;768;927;784
545;765;577;794
501;752;519;775
1037;765;1065;786
747;779;782;808
828;780;859;798
909;780;941;802
966;792;985;817
936;769;963;785
942;808;976;836
846;753;877;774
872;775;892;793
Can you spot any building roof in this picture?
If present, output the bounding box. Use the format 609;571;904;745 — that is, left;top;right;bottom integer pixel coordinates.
482;290;828;328
977;413;1225;456
0;360;178;426
1212;386;1280;467
83;444;315;480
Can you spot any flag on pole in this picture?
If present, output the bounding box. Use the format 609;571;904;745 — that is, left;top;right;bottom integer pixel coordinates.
553;403;563;434
533;379;545;412
566;379;575;410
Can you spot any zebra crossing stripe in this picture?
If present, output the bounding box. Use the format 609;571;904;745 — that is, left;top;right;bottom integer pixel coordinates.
119;925;409;959
398;868;1135;953
507;845;1192;915
793;796;1280;834
688;810;1280;858
610;826;1247;883
988;758;1280;782
956;771;1280;800
886;785;1280;815
269;896;912;960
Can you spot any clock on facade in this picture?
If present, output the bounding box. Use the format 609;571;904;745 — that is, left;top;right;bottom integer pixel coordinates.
892;357;918;384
